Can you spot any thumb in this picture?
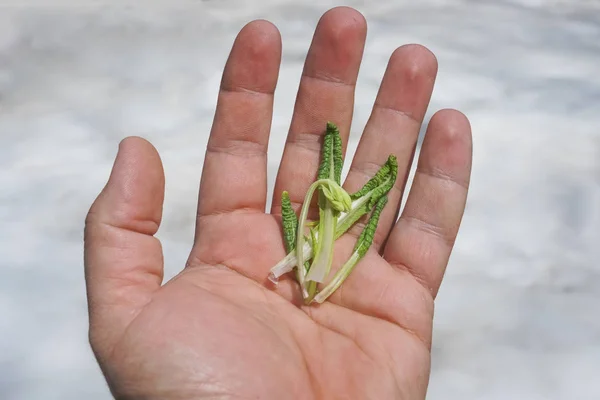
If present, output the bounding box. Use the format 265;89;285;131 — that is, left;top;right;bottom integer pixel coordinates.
84;136;165;359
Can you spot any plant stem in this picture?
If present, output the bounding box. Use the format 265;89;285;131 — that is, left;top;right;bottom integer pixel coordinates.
312;195;388;303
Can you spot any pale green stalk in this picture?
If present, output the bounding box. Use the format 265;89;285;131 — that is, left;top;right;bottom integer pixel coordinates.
296;178;350;297
305;122;344;285
312;195;388;304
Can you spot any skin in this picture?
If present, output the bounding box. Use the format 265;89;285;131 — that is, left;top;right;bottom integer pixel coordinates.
84;7;472;400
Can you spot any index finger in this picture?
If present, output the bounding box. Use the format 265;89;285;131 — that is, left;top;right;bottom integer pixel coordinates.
196;20;282;225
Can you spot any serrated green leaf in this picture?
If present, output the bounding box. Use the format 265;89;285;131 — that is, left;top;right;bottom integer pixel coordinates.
281;191;298;253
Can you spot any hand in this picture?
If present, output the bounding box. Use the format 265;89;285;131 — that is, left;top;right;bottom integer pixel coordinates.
84;7;472;400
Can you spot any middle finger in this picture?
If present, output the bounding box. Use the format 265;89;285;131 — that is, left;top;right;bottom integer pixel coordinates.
271;7;367;214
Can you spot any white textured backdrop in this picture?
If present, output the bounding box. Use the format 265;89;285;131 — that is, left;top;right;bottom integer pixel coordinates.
1;1;599;399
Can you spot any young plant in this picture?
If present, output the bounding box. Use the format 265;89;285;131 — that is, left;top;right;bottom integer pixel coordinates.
304;123;344;285
270;121;397;303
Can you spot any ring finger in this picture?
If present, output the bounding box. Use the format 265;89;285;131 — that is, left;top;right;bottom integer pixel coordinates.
343;44;438;251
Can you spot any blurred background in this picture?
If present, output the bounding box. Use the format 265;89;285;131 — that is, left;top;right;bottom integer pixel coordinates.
1;0;599;399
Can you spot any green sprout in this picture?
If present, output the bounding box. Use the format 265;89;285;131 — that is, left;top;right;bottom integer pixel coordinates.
270;122;397;304
269;155;398;283
305;123;345;286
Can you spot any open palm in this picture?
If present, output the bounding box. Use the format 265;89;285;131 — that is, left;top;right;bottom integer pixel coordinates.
84;7;472;400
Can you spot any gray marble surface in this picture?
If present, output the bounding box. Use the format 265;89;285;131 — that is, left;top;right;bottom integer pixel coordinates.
1;1;599;399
